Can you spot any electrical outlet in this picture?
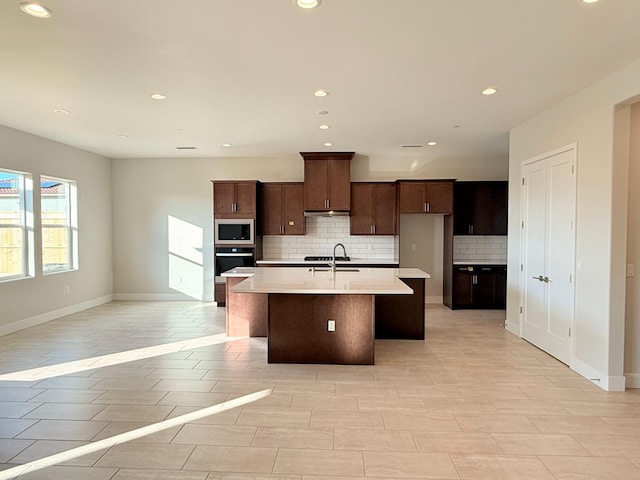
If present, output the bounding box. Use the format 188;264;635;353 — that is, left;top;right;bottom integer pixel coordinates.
64;286;71;295
627;264;635;277
411;244;417;251
327;320;335;332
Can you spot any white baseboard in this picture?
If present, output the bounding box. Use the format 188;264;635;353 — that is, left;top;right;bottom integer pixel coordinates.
505;321;520;337
572;357;626;391
623;373;640;389
113;293;210;301
426;296;443;304
0;294;113;337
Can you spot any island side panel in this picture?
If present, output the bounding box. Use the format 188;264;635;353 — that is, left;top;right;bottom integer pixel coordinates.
375;277;425;339
268;294;375;365
226;276;268;337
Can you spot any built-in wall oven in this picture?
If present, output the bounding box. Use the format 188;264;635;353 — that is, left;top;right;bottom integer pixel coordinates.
215;246;256;280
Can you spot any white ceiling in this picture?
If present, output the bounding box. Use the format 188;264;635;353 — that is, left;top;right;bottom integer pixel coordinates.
1;0;640;161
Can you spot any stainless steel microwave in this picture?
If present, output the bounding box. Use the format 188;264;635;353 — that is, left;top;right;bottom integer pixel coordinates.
214;218;254;245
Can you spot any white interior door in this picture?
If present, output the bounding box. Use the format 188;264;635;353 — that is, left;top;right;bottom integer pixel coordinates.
521;148;576;365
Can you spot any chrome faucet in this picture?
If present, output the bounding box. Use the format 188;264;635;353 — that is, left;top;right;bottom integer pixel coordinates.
331;243;347;275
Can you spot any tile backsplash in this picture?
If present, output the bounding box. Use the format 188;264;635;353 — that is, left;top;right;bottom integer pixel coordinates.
262;216;398;260
453;235;507;263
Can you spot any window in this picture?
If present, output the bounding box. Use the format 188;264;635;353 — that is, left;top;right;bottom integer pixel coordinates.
0;169;33;280
41;176;78;273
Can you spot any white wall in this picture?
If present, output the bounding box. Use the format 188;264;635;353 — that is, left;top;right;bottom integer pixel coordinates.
625;102;640;386
0;125;113;334
112;154;507;301
507;57;640;391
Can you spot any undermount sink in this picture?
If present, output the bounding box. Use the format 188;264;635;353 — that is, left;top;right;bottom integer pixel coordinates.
308;267;360;272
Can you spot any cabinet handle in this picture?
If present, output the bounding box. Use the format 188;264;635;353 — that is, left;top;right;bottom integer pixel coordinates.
423;202;427;212
373;225;376;234
426;202;430;213
327;199;330;209
472;274;478;285
470;225;474;234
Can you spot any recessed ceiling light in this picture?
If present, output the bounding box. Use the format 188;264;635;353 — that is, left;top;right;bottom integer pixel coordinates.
20;2;52;18
150;93;167;100
116;134;128;139
222;143;232;148
323;142;333;147
175;128;182;132
314;90;329;97
53;109;69;115
296;0;321;9
319;124;330;130
582;0;599;3
427;141;437;146
482;87;498;95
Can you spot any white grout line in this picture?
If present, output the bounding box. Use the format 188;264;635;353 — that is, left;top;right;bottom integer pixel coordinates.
0;388;272;480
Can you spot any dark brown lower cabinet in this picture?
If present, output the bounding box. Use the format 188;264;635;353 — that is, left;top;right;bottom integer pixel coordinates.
375;278;425;339
451;265;506;309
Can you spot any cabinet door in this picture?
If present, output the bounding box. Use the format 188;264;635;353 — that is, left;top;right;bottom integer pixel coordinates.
424;181;453;214
373;183;397;234
282;183;305;235
326;160;351;210
304;160;328;210
494;267;507;308
453;182;475;234
452;269;474;307
398;182;426;214
491;182;508;235
213;183;236;216
234;183;256;217
475;268;497;307
471;183;495;235
350;183;374;234
260;184;283;235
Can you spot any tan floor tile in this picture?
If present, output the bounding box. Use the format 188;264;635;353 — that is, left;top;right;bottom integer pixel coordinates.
95;442;195;469
273;383;335;395
334;428;416;451
454;414;538;433
167;406;240;425
91;421;182;443
452;454;555;479
335;383;398;397
0;401;41;418
92;389;168;405
0;388;45;402
558;400;640;417
208;474;299;480
22;402;106;421
492;433;590;455
520;385;600;400
28;389;105;404
395;384;462;398
113;469;208;479
16;419;108;441
357;396;426;412
0;438;34;462
251;427;332;449
528;414;613;434
212;381;275;395
32;377;103;390
91;378;161;391
142;358;202;369
573;433;640;457
10;465;118;480
183;445;277;473
291;394;358;411
540;455;640;479
149;368;208;380
364;450;458;478
310;410;383;429
413;431;503;455
151;379;217;392
383;412;461;432
9;439;108;466
274;448;364;476
157;391;229;407
491;398;569;415
237;408;311;428
92;404;174;422
423;398;497;414
172;424;256;446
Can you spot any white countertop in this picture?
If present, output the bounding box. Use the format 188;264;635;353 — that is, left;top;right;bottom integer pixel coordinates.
453;261;507;265
256;258;399;265
225;267;429;295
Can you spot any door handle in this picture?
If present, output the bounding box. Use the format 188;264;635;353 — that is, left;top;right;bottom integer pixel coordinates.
532;275;544;281
543;276;550;283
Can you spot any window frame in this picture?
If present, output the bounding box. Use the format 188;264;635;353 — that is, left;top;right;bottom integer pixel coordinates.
40;175;78;275
0;169;34;282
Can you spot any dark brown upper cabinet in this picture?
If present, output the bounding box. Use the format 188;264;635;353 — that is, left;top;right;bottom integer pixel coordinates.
213;181;258;218
350;182;397;235
259;183;305;235
301;152;354;212
397;180;454;214
453;181;507;235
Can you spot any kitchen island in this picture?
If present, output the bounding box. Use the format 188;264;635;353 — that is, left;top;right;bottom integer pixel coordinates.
224;267;429;365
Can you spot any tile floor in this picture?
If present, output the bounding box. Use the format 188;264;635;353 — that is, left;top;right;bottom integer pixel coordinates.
0;302;639;479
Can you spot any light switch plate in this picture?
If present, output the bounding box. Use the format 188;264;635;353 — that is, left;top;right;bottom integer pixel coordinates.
328;320;335;332
627;264;635;277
